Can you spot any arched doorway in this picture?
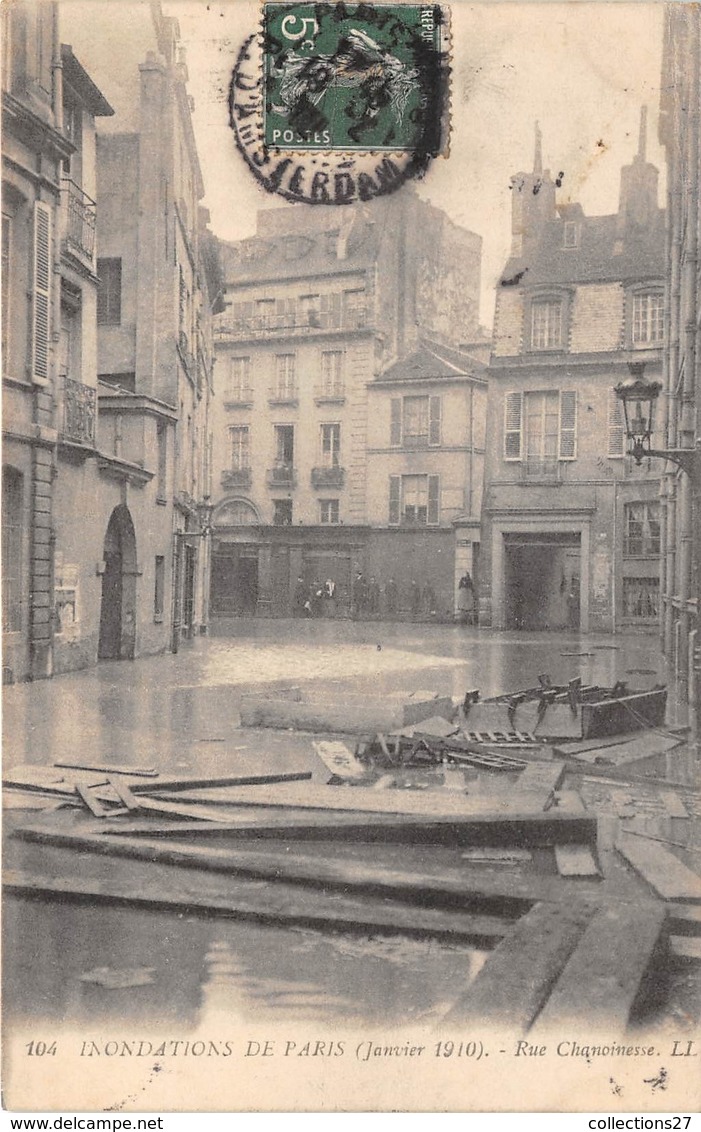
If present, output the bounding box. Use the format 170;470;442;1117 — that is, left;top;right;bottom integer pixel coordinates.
98;505;137;660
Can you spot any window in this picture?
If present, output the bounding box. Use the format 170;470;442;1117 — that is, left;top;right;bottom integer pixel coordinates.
624;502;660;557
228;356;251;400
256;298;275;328
229;425;250;470
320;423;341;467
390;395;441;448
563;221;578;249
300;294;321;326
157;421;168;501
632;292;664;345
274;354;296;398
97;258;122;325
622;577;660;618
389;474;440;526
273;499;293;525
154;556;165;622
2;466;23;633
58;295;81;382
319;499;339;524
608;390;626;457
320;351;343;394
531;299;562;350
319;292;342;328
343;289;365;327
274;424;294;467
503;390;577;462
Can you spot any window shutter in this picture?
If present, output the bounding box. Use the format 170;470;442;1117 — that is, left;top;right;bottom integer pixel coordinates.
390;398;402;446
429;396;441;446
32;201;52;383
504;392;522;459
427;475;440;525
559;390;577;459
388;476;401;525
608;390;625;457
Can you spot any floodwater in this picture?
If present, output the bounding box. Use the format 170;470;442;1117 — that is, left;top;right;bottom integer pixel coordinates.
2;619;692;1033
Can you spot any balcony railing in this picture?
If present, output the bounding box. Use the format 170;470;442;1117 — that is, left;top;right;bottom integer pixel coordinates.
311;465;345;487
214;308;369;341
221;467;252;488
62;178;96;260
267;464;296;488
314;383;346;402
268;384;298;404
224;388;254;407
520;458;561;483
62;378;96;446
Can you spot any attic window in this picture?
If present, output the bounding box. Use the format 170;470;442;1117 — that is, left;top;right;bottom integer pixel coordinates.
563;221;578;249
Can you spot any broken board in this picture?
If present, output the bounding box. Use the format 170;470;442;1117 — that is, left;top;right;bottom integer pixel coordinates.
616;832;701;903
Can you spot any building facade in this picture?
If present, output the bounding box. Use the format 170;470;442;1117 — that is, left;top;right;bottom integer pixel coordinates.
658;5;701;732
2;0;220;681
211;193;486;620
480;121;664;633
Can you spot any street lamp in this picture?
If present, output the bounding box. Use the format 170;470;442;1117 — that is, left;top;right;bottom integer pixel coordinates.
614;361;698;475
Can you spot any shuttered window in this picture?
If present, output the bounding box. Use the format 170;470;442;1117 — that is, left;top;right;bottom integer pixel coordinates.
427;474;440;525
608;390;626;457
428;396;441;446
32;201;51;383
390;398;402;446
559;391;577;459
97;258;122;325
388;475;401;525
504;392;522;459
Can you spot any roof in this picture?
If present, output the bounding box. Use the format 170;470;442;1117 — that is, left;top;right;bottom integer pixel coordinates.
375;341;486;384
61;46;114;117
500;211;666;288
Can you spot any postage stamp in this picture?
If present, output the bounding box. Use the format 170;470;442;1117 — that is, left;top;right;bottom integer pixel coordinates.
263;3;445;152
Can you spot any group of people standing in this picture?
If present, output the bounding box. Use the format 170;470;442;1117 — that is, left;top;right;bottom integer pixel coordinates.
292;571;477;620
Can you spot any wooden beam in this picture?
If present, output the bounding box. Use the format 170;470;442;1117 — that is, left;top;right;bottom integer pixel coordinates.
75;784;108;818
554;844;601;878
55;761;159;777
534;902;667;1031
616;832;701;903
1;869;511;945
14;823;590;913
87;810;598;848
440;900;596;1031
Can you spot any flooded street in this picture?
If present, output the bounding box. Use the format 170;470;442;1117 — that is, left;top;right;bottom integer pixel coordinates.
2;620;693;1036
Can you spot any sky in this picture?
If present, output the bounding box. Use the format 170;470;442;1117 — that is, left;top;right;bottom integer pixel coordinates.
164;1;667;327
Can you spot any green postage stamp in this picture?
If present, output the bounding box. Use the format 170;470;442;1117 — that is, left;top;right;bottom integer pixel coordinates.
263;3;446;152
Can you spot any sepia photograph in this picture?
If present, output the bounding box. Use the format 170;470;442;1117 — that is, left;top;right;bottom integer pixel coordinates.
2;0;700;1115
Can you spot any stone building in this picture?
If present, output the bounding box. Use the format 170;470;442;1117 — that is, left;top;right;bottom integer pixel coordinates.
658;6;701;731
59;1;222;659
211;192;486;620
2;1;113;681
2;1;221;681
480;120;664;633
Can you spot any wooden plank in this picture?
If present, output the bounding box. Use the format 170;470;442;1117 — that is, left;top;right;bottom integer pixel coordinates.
1;869;511;945
127;797;235;823
616;832;701;903
518;760;566;794
669;936;701;962
440;900;595;1031
667;905;701;935
534;902;666;1031
106;778;140;811
55;760;159;777
661;792;690;819
555;733;680;762
312;741;368;781
554;844;601;878
115;771;314;795
75;784;108;818
86;810;597;848
14;823;593;912
145;780;566;818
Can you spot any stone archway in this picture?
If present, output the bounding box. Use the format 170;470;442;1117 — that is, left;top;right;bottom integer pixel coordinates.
98;505;137;660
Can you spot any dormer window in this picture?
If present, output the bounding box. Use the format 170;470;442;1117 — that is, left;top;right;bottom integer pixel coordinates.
563;221;578;249
531;298;563;350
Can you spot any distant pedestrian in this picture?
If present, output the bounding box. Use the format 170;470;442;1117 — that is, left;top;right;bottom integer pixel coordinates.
354;571;368;618
421;582;436;616
294;575;307;617
457;570;476;626
368;576;380;616
409;579;421;617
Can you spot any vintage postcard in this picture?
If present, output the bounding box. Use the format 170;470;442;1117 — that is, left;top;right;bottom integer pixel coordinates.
2;0;701;1116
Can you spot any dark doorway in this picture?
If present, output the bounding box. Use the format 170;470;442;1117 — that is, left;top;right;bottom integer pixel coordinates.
98;506;137;659
182;544;196;637
211;545;259;615
504;533;580;631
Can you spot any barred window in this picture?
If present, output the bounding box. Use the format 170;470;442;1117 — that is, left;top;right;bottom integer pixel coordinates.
622;577;659;619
